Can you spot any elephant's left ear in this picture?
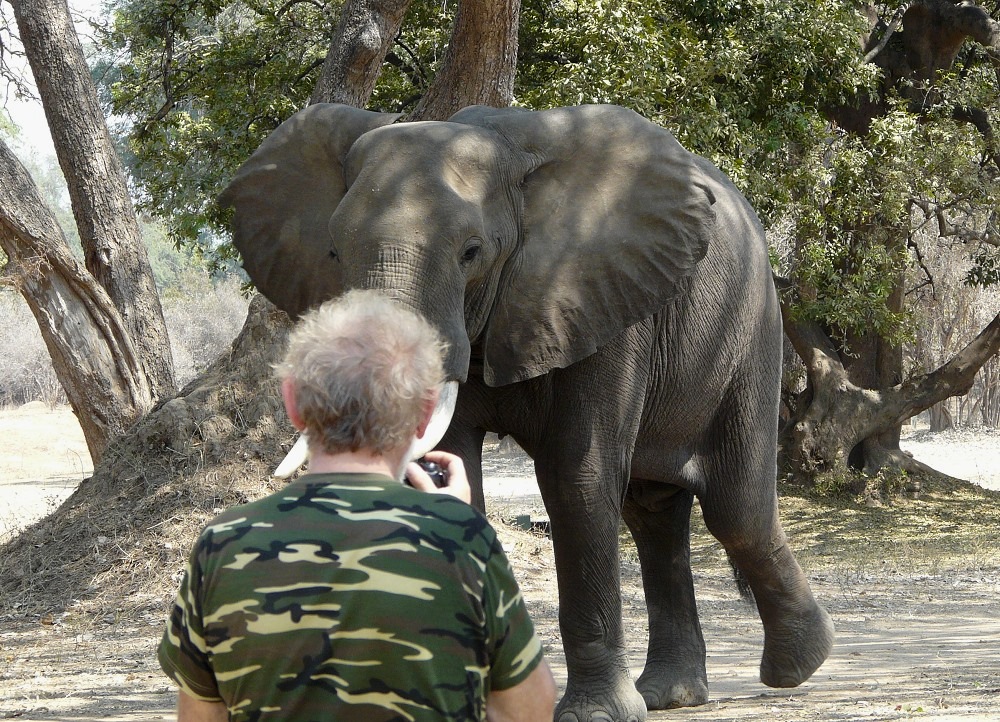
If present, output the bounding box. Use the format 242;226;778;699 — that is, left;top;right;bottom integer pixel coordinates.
452;105;717;386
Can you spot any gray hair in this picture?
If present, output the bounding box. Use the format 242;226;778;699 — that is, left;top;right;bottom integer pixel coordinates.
276;290;448;456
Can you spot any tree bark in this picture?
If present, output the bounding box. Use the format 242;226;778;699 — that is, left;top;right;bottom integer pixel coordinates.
843;266;906;471
13;0;175;401
310;0;416;108
780;271;1000;486
409;0;520;120
0;140;153;462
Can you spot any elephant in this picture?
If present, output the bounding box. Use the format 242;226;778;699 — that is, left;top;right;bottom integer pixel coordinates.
219;102;835;722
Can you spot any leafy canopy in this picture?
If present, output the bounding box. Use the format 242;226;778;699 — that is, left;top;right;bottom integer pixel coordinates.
102;0;869;232
99;0;998;340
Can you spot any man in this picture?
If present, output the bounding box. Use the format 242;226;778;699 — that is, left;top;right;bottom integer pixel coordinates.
158;289;556;721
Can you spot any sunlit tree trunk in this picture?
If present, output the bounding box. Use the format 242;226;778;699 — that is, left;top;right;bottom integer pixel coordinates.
0;141;153;463
13;0;175;402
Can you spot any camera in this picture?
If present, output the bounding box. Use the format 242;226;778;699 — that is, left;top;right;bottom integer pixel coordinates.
406;459;448;488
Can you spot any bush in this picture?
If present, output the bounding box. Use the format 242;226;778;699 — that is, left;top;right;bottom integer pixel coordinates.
163;276;249;388
0;278;248;407
0;291;65;407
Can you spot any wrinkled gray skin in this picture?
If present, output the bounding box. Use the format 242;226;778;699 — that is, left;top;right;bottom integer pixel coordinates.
220;103;835;722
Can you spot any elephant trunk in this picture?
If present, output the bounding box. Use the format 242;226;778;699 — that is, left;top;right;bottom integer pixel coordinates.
337;246;471;383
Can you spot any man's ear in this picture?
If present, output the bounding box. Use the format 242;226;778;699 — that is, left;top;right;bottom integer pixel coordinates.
414;390;440;441
281;377;306;431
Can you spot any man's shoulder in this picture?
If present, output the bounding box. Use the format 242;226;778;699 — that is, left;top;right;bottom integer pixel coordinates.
195;473;498;542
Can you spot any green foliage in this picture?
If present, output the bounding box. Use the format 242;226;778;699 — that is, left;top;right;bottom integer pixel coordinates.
104;0;873;238
369;2;455;113
516;0;874;221
100;0;463;250
784;109;919;344
143;218;244;297
103;0;336;247
98;0;997;349
966;245;1000;286
0;114;17;139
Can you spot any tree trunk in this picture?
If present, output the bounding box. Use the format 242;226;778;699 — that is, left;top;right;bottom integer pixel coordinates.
779;277;1000;490
408;0;520;119
843;267;906;474
310;0;416;108
981;357;1000;426
13;0;175;402
0;140;153;463
928;402;954;431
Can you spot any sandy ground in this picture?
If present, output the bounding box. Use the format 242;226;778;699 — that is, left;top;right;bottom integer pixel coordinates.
0;403;93;543
1;405;999;721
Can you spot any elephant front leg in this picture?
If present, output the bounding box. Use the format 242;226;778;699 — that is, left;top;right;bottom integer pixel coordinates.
540;470;647;722
622;483;708;709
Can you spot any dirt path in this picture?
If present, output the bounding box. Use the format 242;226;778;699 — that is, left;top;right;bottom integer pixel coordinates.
0;403;92;544
1;406;999;720
2;535;997;721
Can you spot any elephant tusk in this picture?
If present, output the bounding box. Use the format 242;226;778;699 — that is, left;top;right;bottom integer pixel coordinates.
408;381;459;460
274;434;309;479
273;381;459;479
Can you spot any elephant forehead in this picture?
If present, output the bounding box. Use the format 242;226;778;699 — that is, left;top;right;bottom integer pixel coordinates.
346;122;504;197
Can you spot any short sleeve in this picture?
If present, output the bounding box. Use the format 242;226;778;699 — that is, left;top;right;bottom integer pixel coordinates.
157;541;223;702
481;537;545;691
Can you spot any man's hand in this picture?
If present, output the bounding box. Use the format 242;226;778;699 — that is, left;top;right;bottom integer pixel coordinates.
405;451;471;503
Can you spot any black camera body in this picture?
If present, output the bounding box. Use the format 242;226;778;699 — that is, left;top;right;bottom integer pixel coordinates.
407;459;448;488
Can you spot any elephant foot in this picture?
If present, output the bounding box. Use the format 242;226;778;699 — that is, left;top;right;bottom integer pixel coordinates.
556;677;647;722
760;603;835;688
635;663;708;709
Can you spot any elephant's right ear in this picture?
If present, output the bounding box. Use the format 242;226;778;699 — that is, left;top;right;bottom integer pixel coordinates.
218;103;400;317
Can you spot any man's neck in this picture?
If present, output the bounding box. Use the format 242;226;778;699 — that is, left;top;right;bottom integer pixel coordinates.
306;448;405;480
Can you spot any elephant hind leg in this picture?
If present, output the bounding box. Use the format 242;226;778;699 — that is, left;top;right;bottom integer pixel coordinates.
738;544;834;688
622;481;709;709
700;485;834;688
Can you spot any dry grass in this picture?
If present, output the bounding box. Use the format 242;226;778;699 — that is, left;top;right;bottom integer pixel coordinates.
0;297;293;620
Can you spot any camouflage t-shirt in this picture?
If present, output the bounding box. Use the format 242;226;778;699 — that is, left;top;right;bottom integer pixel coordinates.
158;473;544;721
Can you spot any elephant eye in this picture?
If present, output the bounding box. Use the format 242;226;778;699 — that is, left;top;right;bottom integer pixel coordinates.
460;241;481;265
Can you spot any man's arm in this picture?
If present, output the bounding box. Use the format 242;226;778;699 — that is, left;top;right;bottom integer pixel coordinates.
486;659;557;722
176;690;229;722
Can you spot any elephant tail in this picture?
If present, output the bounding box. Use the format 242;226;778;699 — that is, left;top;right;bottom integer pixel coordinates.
727;553;755;603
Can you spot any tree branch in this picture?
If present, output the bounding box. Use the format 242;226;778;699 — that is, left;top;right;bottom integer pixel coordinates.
911;196;1000;247
774;273;847;384
876;310;1000;428
863;3;910;64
